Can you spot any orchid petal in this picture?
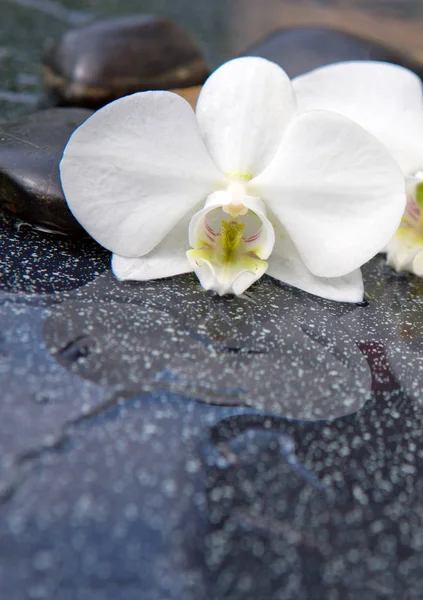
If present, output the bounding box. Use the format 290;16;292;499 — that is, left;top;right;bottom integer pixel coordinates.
252;110;405;278
267;223;364;302
60;91;225;257
196;57;297;178
412;250;423;277
111;208;196;281
293;61;423;174
385;227;423;274
386;237;413;272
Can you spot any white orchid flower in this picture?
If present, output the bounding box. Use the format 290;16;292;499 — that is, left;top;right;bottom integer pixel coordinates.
293;60;423;277
60;57;405;302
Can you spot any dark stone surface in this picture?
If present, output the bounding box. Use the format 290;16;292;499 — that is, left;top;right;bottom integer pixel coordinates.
41;272;371;421
42;14;210;109
2;220;423;598
244;27;423;78
0;108;93;236
0;214;109;294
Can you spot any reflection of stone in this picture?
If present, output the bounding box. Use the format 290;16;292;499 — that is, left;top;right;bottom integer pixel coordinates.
387;342;423;404
0;108;93;236
244;27;423;78
0;392;230;600
201;395;423;599
43;271;372;420
340;256;423;406
202;416;331;598
384;297;423;404
42;15;209;109
0;303;112;501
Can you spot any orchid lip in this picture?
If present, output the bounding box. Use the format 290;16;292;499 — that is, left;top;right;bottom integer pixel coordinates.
186;188;275;295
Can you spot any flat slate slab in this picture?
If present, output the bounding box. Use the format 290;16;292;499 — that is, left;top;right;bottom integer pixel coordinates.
2;217;423;599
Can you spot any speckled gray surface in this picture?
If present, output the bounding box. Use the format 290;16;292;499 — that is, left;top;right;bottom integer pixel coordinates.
3;1;423;599
3;214;423;598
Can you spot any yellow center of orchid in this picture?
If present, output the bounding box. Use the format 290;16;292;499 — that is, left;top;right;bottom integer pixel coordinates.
186;208;270;296
185;177;275;295
221;220;245;252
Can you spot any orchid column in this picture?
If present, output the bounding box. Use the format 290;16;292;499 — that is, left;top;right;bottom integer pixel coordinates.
60;57;405;302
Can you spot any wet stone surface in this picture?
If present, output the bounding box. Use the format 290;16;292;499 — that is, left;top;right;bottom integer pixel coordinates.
42;272;372;421
42;15;209;108
245;27;423;78
2;222;423;597
0;108;93;235
0;214;109;293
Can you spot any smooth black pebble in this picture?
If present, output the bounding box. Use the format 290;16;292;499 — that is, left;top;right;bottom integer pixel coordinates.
0;108;93;236
42;14;209;108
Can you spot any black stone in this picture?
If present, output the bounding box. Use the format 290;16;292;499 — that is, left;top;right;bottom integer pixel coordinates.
42;15;209;109
244;27;423;78
0;108;93;236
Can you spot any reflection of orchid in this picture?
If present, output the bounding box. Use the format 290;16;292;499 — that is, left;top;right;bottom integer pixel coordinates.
60;57;404;302
293;61;423;277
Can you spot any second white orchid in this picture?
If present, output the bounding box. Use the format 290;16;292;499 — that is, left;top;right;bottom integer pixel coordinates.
293;60;423;277
60;57;405;302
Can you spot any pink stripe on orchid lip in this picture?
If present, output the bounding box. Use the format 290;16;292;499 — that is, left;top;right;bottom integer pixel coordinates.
205;220;218;236
408;199;420;211
407;204;420;220
244;230;262;243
